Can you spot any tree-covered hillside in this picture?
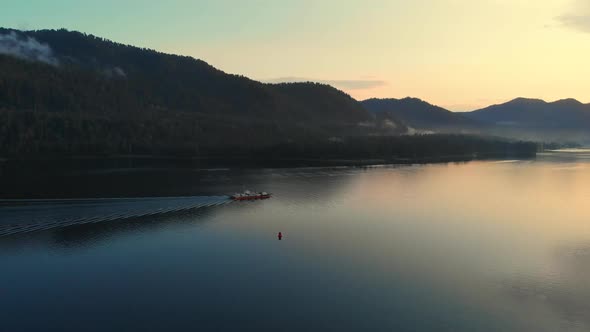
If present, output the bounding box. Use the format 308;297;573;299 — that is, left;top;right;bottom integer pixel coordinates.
362;97;483;132
0;28;539;163
0;28;407;156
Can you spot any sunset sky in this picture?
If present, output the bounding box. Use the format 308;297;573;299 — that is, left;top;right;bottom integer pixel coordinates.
3;0;590;110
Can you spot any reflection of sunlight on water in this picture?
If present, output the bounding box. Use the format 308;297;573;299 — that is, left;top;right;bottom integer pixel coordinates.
325;155;590;330
548;149;590;153
550;164;588;171
497;243;590;331
491;160;521;163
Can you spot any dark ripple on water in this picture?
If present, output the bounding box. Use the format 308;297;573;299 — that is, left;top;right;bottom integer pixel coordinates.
0;196;230;237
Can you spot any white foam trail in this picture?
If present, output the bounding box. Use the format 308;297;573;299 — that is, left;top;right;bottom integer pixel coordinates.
0;196;231;236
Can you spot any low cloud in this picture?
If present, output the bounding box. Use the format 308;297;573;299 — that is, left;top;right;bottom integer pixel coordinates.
265;77;387;90
103;66;127;78
0;31;59;66
557;14;590;33
556;0;590;33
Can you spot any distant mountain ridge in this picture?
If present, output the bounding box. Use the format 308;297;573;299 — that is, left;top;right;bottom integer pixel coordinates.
362;96;590;142
465;97;590;129
361;97;483;132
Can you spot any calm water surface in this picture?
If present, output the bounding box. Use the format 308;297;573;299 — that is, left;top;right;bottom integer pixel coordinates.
3;151;590;331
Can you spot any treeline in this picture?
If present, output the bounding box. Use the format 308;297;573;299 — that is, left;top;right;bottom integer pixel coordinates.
541;142;582;150
0;108;398;157
0;109;280;157
0;28;399;129
0;28;271;115
0;28;537;165
0;108;536;161
0;28;409;154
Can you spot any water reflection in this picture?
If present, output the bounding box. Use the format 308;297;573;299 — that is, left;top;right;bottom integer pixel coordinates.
2;152;590;331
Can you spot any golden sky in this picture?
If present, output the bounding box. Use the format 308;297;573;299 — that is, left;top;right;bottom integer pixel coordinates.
3;0;590;110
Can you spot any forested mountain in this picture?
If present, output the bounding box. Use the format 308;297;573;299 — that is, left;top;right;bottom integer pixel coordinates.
361;97;590;143
0;28;406;157
362;97;483;132
460;98;590;143
0;27;543;163
465;98;590;129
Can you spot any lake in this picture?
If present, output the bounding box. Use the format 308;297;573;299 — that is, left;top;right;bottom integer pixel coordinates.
2;151;590;331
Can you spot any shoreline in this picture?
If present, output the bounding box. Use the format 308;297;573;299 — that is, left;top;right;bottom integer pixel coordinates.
0;153;537;200
0;152;537;173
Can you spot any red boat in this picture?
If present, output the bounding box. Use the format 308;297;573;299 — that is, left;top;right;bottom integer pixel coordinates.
231;191;271;201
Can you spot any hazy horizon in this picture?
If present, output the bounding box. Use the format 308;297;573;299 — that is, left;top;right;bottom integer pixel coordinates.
2;0;590;111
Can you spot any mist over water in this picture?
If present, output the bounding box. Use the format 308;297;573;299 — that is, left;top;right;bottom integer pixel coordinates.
2;151;590;331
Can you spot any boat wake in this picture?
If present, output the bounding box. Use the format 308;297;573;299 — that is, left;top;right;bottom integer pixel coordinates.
0;196;230;237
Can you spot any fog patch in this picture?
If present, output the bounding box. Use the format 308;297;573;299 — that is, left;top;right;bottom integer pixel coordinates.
556;0;590;33
0;31;59;66
103;66;127;78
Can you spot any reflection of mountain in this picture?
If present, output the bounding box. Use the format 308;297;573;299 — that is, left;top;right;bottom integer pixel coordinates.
260;168;360;204
0;168;245;199
0;168;359;248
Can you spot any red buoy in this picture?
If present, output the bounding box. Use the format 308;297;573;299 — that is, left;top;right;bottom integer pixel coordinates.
278;232;283;240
